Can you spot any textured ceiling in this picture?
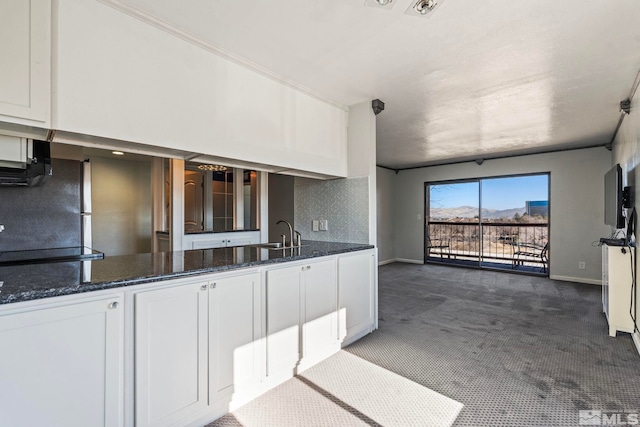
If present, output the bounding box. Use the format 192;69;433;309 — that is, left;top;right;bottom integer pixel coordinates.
116;0;640;168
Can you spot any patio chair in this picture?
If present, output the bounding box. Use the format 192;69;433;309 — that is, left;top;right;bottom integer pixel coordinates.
426;235;451;259
512;242;549;273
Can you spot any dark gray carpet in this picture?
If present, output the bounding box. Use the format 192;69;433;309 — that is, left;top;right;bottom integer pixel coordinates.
210;263;640;426
345;263;640;426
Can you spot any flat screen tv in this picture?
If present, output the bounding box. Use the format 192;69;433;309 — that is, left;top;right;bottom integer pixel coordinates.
604;164;625;229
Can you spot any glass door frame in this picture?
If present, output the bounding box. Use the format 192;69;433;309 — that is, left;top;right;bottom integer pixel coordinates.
424;172;551;275
424;178;481;268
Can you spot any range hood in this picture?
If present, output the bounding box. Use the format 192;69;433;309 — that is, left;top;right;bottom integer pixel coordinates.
0;139;51;186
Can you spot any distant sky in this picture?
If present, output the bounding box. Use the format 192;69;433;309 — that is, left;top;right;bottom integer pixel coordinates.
429;175;549;210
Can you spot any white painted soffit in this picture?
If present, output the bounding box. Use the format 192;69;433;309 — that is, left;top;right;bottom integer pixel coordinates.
101;0;640;169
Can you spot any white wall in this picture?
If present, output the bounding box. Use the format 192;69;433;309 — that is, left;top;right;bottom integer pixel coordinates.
53;0;347;178
92;156;152;256
377;167;396;264
391;147;611;284
612;86;640;347
347;100;378;245
288;100;378;245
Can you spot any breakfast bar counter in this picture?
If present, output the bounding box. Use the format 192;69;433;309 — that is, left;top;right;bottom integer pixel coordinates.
0;240;373;304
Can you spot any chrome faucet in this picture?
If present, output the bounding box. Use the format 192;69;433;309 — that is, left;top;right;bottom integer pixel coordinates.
276;219;294;248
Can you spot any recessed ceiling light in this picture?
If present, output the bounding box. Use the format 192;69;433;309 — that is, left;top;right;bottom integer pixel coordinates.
405;0;445;17
112;151;124;155
415;0;436;14
364;0;395;10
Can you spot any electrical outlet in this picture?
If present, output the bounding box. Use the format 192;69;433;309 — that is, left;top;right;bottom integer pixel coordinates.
578;261;586;270
417;214;422;220
312;220;319;232
320;219;328;231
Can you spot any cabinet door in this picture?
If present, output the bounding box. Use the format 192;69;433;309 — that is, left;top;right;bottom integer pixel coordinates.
338;252;375;344
303;260;338;361
0;296;123;427
265;266;302;377
226;238;254;247
135;282;209;427
209;273;261;403
0;0;50;124
191;239;227;249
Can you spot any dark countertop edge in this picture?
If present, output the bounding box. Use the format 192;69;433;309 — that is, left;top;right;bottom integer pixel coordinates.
156;229;260;235
0;244;374;305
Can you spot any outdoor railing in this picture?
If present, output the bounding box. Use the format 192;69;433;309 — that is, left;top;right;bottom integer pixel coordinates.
427;221;549;268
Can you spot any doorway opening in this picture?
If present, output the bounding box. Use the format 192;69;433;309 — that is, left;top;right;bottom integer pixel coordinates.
425;173;549;275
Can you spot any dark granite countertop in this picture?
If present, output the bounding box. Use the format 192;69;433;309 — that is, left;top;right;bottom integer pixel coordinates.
0;241;373;305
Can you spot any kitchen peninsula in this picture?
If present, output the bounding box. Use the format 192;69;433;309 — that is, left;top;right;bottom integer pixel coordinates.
0;2;378;426
0;241;372;304
0;241;377;427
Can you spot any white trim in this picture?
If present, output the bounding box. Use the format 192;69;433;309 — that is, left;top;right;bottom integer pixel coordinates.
378;258;397;266
549;275;601;286
633;332;640;357
97;0;347;112
395;258;424;265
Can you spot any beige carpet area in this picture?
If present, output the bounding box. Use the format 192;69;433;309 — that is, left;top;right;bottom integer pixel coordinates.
209;350;463;427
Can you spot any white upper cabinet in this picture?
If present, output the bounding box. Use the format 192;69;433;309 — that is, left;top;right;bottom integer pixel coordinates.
53;0;347;177
0;0;50;126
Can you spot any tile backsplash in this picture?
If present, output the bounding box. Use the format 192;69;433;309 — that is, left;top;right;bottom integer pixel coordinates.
294;177;369;244
0;159;82;252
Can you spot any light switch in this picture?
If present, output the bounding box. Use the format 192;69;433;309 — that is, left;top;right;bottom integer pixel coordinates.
312;220;319;231
320;220;328;231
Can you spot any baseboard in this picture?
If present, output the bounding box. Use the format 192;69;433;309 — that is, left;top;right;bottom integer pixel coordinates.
395;258;424;265
378;258;397;266
633;332;640;357
549;275;601;285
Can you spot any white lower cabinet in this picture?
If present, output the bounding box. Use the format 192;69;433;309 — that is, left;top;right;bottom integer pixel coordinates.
209;272;261;404
338;251;376;345
0;295;124;427
265;258;339;379
265;265;303;378
0;250;375;427
301;259;339;367
185;231;261;250
602;244;635;336
135;280;209;427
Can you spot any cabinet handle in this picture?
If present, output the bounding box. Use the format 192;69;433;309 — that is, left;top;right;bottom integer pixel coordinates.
201;284;208;291
210;283;217;289
109;301;119;309
307;265;311;270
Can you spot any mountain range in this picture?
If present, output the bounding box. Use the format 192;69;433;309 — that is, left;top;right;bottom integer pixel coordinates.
430;206;526;219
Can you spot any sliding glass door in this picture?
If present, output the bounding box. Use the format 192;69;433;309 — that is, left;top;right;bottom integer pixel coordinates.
427;180;481;267
426;173;549;275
